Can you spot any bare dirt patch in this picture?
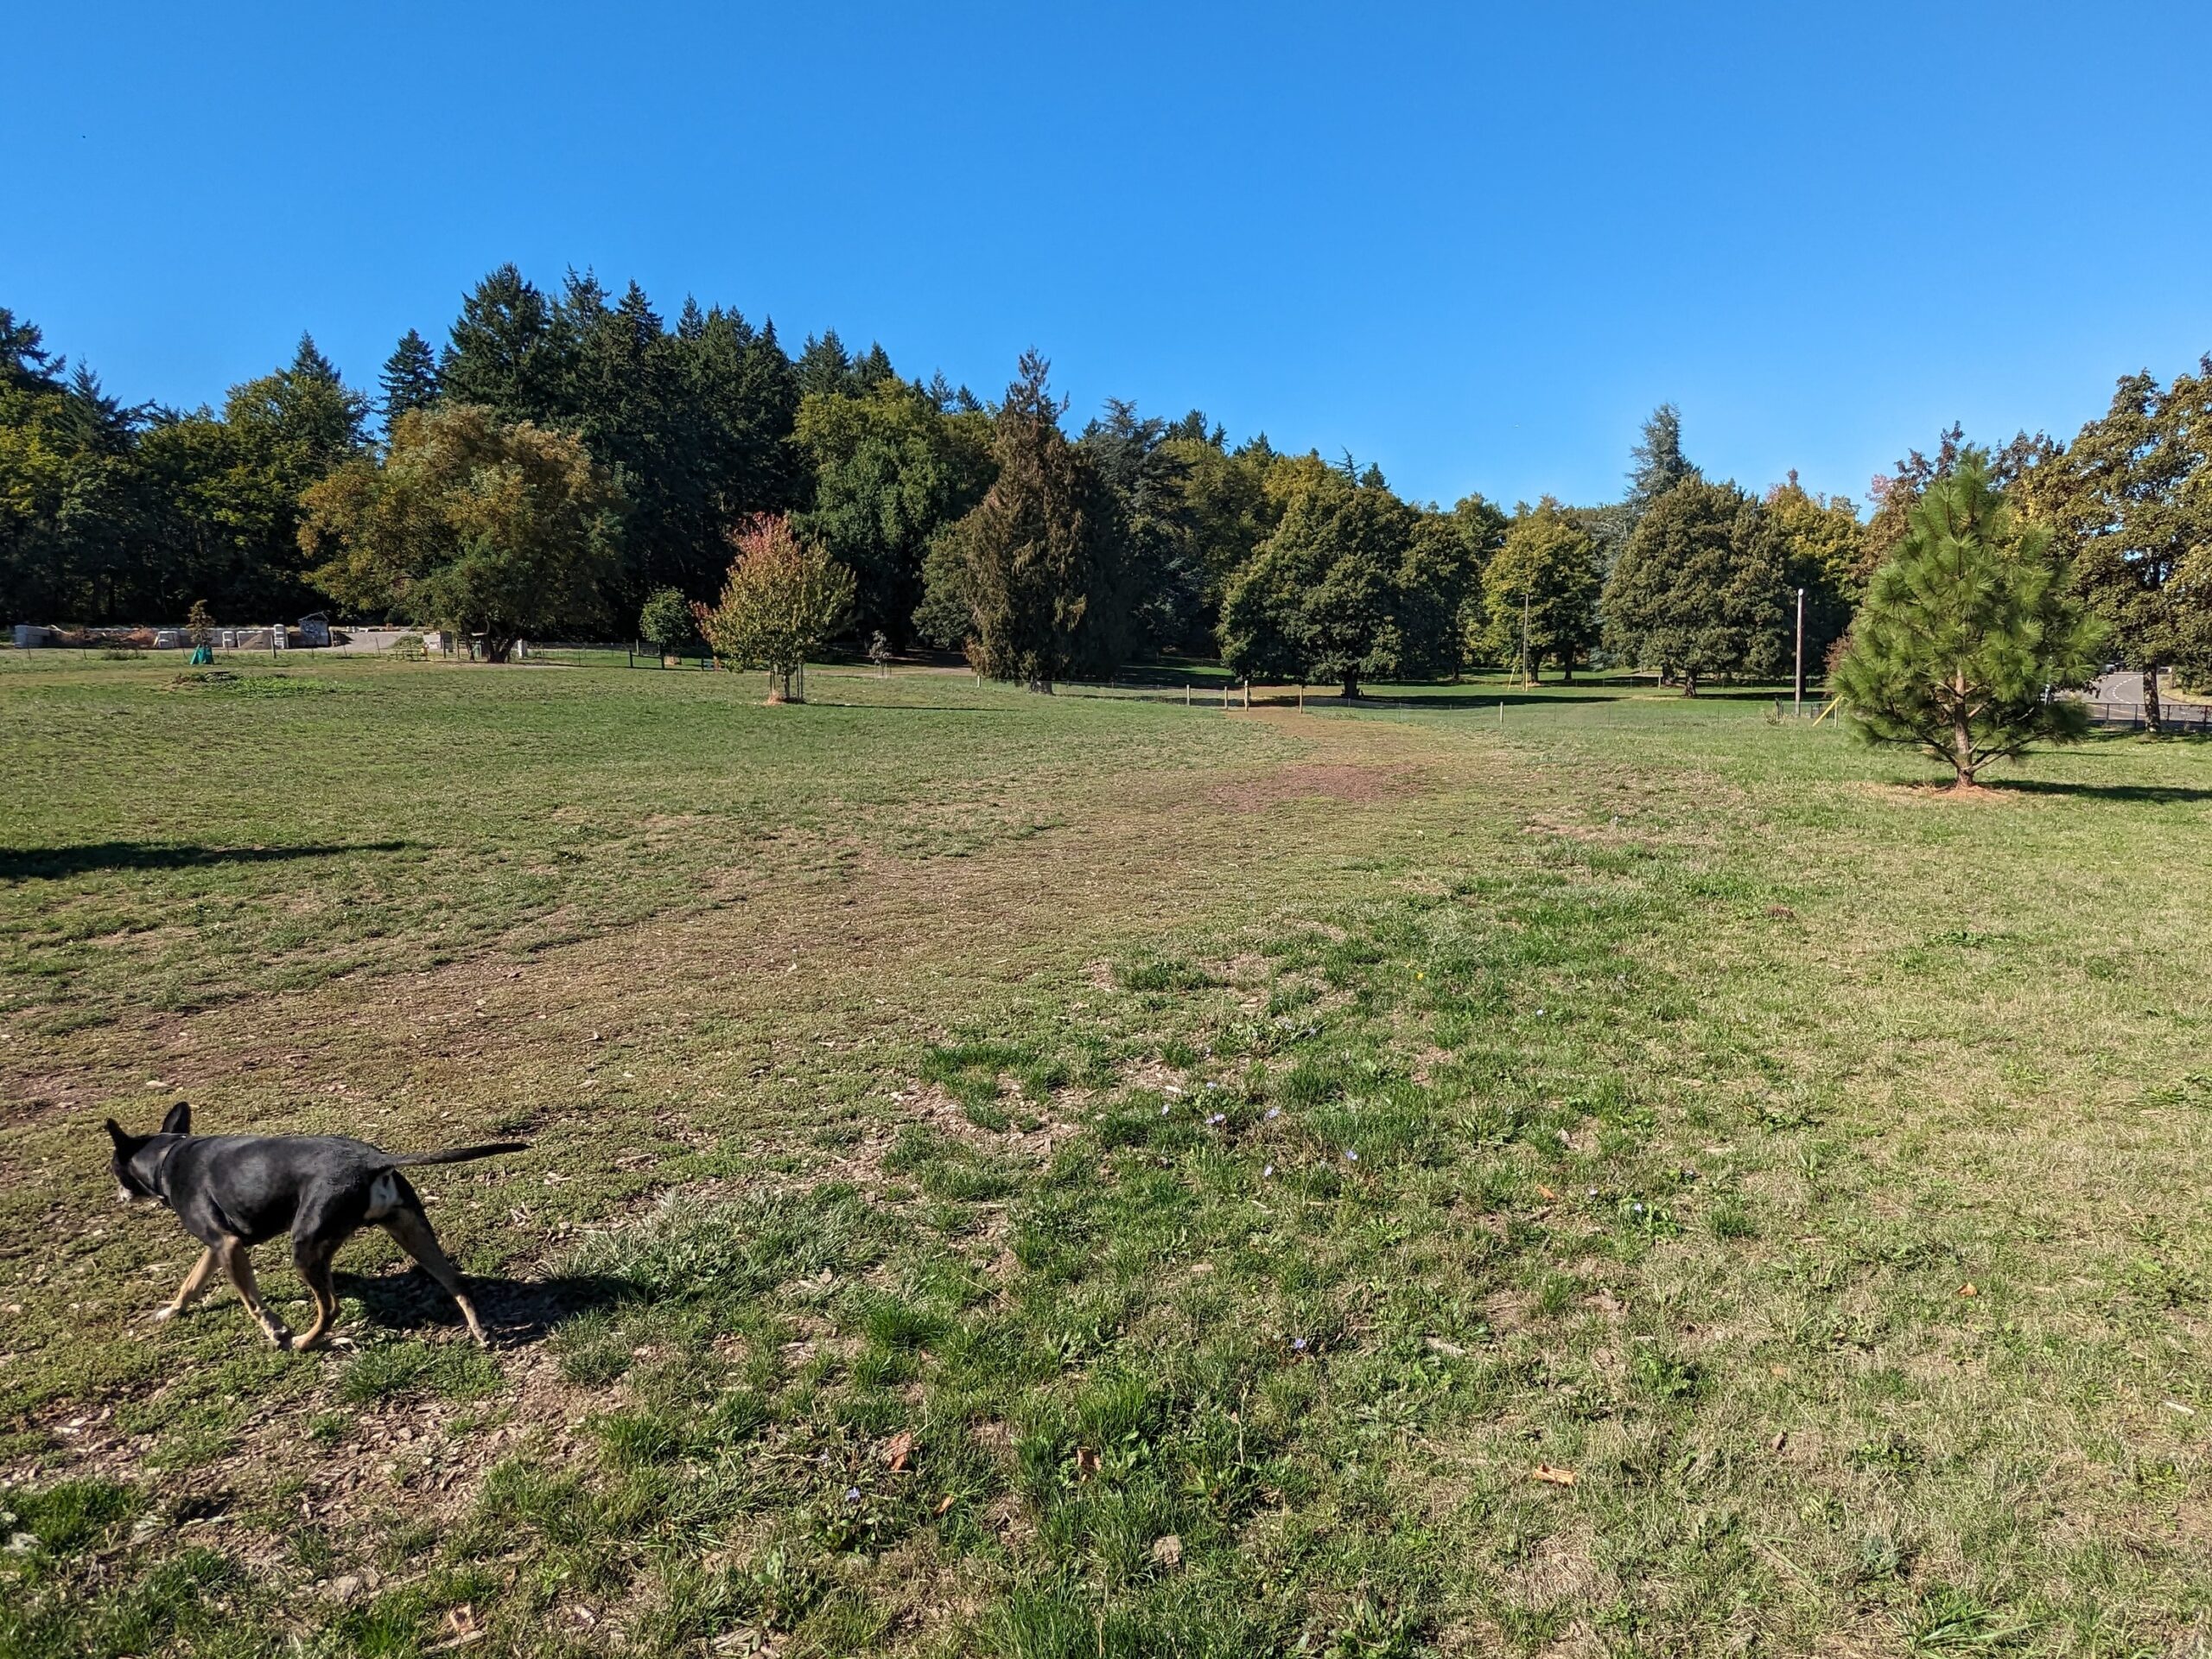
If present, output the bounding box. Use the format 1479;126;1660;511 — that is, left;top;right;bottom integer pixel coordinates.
1211;761;1429;812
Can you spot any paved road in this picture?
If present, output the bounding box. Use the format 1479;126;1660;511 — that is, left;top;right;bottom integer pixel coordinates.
2085;670;2212;725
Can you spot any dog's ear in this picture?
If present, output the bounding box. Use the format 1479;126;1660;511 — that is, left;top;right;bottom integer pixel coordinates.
105;1117;134;1150
160;1100;192;1137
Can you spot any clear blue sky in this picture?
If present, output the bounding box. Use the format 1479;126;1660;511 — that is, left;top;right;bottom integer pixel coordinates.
9;2;2210;512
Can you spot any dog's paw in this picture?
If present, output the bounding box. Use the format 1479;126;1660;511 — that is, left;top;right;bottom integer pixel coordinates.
149;1306;178;1324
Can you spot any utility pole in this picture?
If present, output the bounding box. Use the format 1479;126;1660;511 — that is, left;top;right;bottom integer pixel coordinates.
1793;587;1806;715
1521;590;1534;688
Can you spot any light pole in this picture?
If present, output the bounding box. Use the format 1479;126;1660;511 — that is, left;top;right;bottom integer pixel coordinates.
1793;587;1806;715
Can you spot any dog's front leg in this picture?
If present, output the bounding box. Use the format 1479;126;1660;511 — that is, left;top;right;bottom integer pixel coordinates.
218;1239;291;1349
152;1247;219;1322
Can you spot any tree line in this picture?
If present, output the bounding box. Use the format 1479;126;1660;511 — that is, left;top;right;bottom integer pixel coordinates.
4;270;2209;707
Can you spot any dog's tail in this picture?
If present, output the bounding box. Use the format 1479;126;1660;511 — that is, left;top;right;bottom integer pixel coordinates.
382;1141;530;1168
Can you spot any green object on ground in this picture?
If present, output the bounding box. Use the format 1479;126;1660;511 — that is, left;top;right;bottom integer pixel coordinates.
188;645;213;665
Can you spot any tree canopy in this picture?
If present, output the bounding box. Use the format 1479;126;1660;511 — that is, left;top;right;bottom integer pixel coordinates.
299;402;621;661
1602;477;1789;693
1480;499;1601;682
2034;360;2212;728
1219;464;1423;696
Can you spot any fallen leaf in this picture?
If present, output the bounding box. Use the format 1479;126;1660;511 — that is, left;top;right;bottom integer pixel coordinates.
935;1494;956;1515
1075;1447;1100;1480
1536;1185;1559;1202
1530;1464;1577;1487
1150;1534;1183;1568
1770;1431;1787;1452
884;1430;913;1472
1958;1282;1977;1298
1424;1335;1467;1358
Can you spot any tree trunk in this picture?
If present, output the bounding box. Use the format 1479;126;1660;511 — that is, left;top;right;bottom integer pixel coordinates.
1951;682;1975;786
1561;659;1573;683
1024;678;1053;695
480;633;514;664
1341;676;1360;699
1680;671;1697;697
2145;665;2163;734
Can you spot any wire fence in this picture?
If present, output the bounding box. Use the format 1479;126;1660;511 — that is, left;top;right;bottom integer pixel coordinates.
2079;700;2212;734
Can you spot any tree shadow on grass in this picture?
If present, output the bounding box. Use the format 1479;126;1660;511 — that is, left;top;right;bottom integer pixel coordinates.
1987;779;2212;805
337;1267;639;1346
0;840;411;881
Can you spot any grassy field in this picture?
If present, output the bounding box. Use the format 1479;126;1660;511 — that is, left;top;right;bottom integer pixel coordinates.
4;651;2212;1658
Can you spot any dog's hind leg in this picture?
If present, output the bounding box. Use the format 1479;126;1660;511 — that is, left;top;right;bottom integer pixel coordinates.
153;1247;219;1322
383;1208;488;1345
292;1236;343;1351
219;1238;291;1350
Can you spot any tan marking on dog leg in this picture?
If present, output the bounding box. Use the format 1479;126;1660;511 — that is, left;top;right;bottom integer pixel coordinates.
293;1248;340;1351
154;1248;219;1321
385;1211;487;1344
219;1240;290;1349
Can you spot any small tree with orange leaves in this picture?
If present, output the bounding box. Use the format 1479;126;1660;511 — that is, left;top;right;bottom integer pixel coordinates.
695;514;855;702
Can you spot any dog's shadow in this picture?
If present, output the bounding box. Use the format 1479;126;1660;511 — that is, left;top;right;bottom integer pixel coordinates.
334;1267;638;1345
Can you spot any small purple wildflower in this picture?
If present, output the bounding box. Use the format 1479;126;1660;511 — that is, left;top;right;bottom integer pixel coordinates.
1344;1148;1359;1163
1291;1337;1309;1352
1160;1103;1172;1116
1264;1106;1281;1121
1262;1164;1274;1178
1207;1112;1226;1126
844;1486;861;1503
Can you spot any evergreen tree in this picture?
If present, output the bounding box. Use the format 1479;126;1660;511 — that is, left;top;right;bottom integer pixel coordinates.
795;330;859;399
1079;399;1207;654
921;352;1130;689
1603;477;1789;693
1218;463;1419;696
1480;499;1601;681
1834;450;2103;786
794;377;995;645
440;264;573;421
2037;360;2212;728
1626;404;1698;522
378;329;441;429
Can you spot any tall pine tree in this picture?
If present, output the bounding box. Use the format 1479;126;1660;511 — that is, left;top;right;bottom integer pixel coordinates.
378;329;440;431
922;352;1129;689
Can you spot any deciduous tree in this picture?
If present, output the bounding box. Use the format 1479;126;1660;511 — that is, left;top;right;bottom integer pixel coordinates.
2036;360;2212;729
1480;499;1600;681
693;514;855;702
300;403;621;661
794;378;995;645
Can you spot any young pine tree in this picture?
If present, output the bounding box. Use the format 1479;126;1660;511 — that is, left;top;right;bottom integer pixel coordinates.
1833;450;2104;787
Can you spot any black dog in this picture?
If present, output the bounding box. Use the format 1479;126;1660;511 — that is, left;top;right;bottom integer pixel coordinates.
106;1102;525;1351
